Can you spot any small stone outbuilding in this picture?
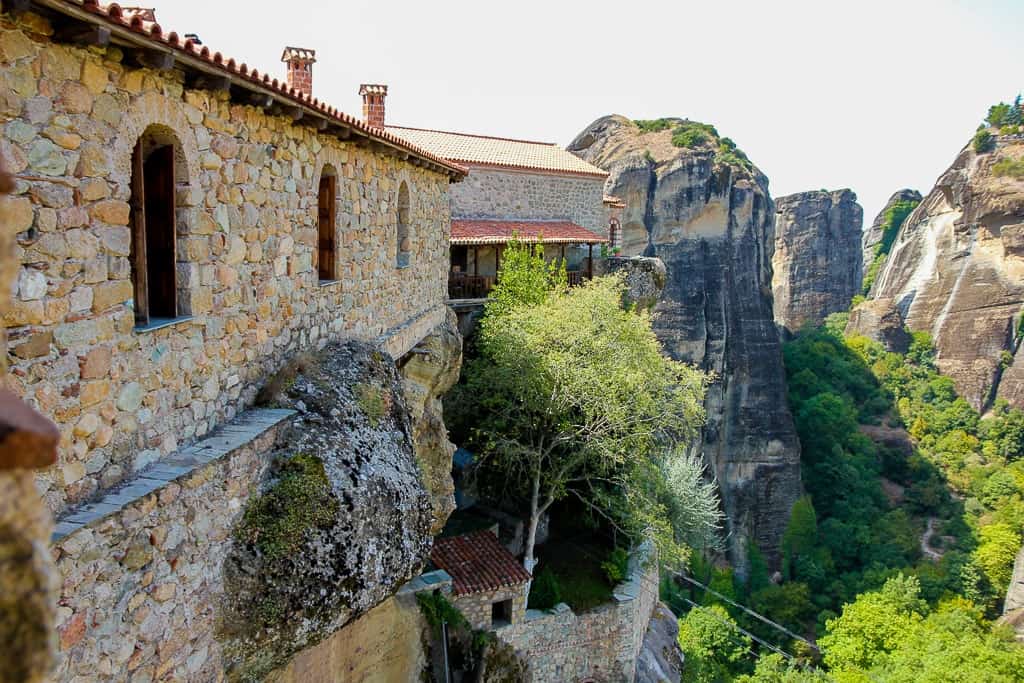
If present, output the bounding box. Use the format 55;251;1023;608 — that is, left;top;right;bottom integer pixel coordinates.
430;529;531;630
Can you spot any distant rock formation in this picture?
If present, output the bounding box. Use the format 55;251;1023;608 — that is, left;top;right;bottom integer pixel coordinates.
772;189;863;334
569;115;801;569
854;135;1024;410
862;189;922;281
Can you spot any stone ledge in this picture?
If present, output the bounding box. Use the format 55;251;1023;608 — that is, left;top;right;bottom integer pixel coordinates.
52;408;295;541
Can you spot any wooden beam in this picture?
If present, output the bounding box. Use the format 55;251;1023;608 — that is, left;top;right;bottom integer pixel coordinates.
271;104;303;121
55;22;111;47
313;118;330;132
335;127;352;140
137;48;175;71
249;92;274;108
192;74;231;93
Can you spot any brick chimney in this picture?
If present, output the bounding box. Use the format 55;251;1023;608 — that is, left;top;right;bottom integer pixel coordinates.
281;47;316;98
359;84;388;128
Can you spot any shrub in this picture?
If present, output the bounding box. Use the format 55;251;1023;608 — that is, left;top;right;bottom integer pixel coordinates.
601;547;630;585
973;129;995;153
992;157;1024;179
528;567;562;610
671;121;718;148
634;118;675;133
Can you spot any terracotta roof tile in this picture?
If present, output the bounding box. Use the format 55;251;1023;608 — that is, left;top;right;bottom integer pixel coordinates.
431;530;532;596
452;219;608;246
46;1;465;177
386;126;609;178
603;194;626;208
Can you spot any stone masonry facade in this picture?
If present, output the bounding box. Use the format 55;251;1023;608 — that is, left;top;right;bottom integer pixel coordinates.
450;166;606;235
496;542;658;683
1;9;455;515
451;584;527;631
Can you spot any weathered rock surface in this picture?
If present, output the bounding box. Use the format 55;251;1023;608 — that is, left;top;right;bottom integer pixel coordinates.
772;189;863;334
1000;545;1024;642
863;136;1024;410
846;296;912;353
594;255;668;310
862;189;922;279
569;115;802;568
635;602;684;683
399;308;463;535
220;341;435;681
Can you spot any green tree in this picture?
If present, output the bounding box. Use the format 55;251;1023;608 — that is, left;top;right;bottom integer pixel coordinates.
972;522;1021;596
819;574;925;673
450;249;709;571
678;604;752;682
736;654;829;683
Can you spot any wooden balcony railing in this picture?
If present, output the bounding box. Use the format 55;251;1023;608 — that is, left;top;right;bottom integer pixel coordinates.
449;269;591;300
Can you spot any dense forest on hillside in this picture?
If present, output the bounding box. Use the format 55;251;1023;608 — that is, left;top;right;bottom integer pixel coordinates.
668;313;1024;680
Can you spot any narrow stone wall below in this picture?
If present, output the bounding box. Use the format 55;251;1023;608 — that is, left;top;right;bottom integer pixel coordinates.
496;541;658;682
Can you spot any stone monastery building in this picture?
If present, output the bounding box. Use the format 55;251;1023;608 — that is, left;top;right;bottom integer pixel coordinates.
2;0;465;516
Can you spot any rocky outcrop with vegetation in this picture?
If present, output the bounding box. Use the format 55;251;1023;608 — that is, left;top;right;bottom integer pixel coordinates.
569;115;802;568
862;189;922;284
853;133;1024;410
772;189;863;334
399;308;463;535
219;341;437;680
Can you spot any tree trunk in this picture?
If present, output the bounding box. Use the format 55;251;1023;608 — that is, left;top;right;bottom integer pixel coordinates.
523;469;541;577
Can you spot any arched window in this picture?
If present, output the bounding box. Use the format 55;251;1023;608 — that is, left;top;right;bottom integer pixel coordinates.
396;181;411;268
608;217;621;250
317;166;337;281
129;126;183;328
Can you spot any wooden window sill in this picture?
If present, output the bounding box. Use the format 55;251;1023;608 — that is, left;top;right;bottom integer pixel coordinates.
133;316;194;334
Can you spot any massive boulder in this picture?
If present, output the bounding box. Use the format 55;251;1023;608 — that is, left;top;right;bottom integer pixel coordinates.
219;341;437;680
862;135;1024;410
569;115;802;568
772;189;864;334
862;189;922;280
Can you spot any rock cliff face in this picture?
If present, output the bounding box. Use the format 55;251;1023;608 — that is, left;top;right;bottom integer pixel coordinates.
400;309;463;535
862;189;923;280
569;115;802;568
855;136;1024;410
772;189;863;334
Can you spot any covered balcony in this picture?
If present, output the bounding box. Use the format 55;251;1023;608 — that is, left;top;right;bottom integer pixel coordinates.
448;219;609;301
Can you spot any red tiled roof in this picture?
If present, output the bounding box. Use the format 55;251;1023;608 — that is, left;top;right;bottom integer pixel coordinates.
386;126;609;178
431;531;532;596
452;220;608;246
41;1;466;178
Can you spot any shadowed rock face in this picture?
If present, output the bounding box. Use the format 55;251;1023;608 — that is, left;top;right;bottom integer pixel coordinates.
863;189;923;280
569;115;802;569
772;189;863;335
862;137;1024;410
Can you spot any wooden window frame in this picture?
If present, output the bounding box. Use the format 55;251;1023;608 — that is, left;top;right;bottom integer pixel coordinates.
396;181;411;269
129;140;179;330
317;172;337;282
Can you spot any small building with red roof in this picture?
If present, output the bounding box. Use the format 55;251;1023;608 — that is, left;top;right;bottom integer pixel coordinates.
430;529;532;630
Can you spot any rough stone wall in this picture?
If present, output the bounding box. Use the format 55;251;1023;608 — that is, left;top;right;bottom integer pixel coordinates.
0;166;60;683
569;115;802;569
496;542;658;683
864;136;1024;410
772;189;863;335
449;165;606;233
52;333;453;682
452;585;526;631
1;11;453;515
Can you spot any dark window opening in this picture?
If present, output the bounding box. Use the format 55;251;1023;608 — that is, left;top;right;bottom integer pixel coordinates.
317;170;337;281
130;139;178;328
491;598;513;627
396;181;410;268
450;245;468;273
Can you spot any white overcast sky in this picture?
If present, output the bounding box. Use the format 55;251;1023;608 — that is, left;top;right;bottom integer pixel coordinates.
156;0;1024;223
